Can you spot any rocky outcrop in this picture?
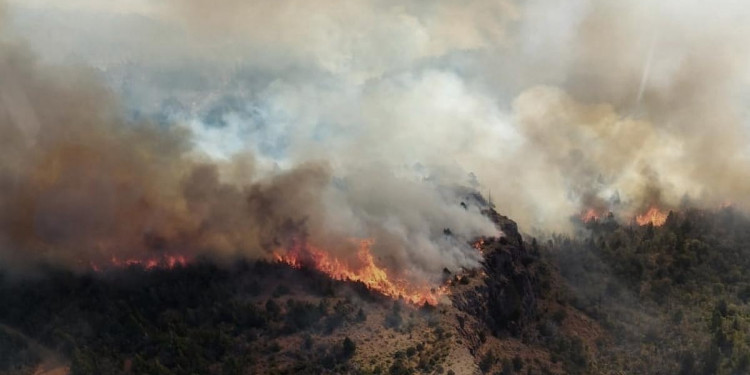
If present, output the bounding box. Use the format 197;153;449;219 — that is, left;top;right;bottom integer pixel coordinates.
452;209;544;338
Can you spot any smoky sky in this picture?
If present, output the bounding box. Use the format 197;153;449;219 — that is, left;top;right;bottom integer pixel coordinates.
1;0;750;278
0;0;496;282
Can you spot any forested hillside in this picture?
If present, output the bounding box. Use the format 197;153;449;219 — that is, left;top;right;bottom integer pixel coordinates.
3;207;750;375
548;208;750;374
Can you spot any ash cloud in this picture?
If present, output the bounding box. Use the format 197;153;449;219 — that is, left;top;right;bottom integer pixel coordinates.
2;0;750;279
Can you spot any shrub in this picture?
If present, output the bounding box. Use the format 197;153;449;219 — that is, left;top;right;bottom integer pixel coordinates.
265;299;281;316
479;350;496;373
356;308;367;322
551;309;567;324
272;284;290;297
341;337;356;359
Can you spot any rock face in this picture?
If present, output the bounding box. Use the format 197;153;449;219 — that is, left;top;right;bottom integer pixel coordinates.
453;209;543;338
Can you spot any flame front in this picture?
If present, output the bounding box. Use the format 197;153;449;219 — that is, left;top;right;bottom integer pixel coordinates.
274;239;444;305
580;208;603;223
90;254;189;271
635;206;669;226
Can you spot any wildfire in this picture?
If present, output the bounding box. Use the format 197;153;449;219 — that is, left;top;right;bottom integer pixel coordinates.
90;254;189;271
472;238;485;253
273;239;444;305
635;206;669;226
580;208;602;223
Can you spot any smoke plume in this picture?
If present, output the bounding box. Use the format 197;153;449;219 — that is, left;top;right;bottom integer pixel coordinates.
0;1;495;283
165;0;750;230
2;0;750;280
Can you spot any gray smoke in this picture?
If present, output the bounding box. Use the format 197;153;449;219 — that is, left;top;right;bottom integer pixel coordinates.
166;0;750;230
0;1;495;283
2;0;750;280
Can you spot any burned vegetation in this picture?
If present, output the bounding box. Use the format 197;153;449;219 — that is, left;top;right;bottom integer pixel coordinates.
3;206;750;375
0;208;592;375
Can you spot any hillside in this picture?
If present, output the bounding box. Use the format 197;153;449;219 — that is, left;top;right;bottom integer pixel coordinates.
0;209;602;375
2;207;750;374
547;207;750;374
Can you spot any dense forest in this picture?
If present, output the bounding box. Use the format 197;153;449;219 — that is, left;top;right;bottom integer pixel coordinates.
549;207;750;374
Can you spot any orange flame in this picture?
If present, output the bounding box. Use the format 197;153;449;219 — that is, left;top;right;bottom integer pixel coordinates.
635;206;669;226
274;239;444;305
91;254;189;271
472;238;485;253
580;208;602;223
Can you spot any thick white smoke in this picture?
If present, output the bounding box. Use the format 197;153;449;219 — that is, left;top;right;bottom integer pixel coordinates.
0;1;499;284
2;0;750;281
